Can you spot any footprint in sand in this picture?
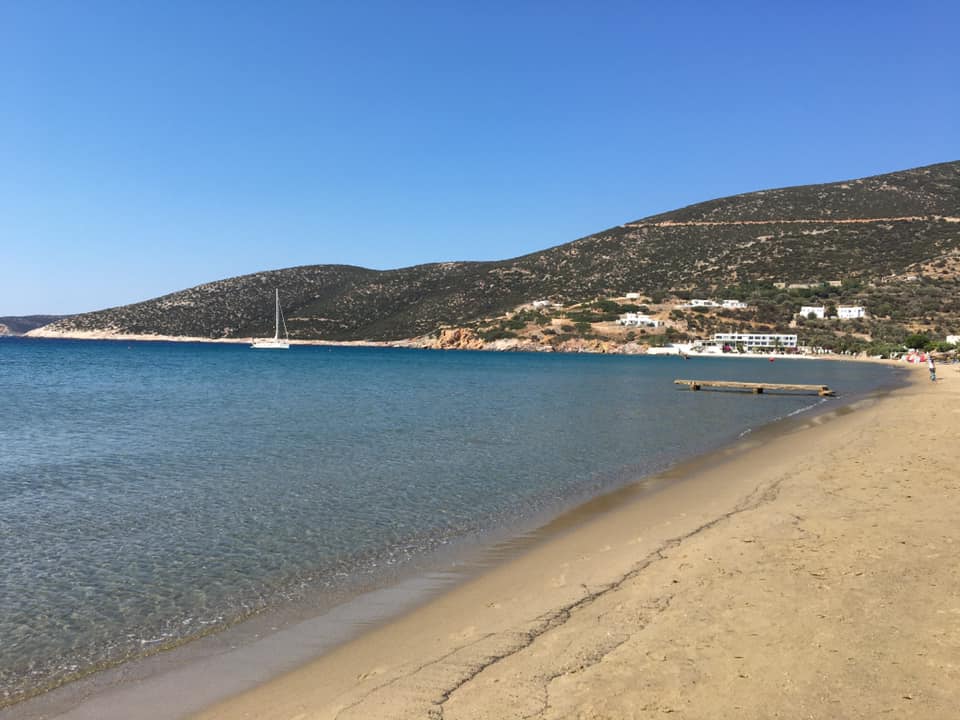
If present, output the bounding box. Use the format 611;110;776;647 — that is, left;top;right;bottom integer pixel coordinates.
450;625;477;640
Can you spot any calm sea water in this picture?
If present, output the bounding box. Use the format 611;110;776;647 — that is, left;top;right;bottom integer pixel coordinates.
0;339;899;704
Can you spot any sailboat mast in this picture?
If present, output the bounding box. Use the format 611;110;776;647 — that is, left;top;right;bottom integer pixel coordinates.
274;289;280;341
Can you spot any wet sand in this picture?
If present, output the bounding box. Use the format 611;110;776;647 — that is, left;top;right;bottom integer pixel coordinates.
192;362;959;719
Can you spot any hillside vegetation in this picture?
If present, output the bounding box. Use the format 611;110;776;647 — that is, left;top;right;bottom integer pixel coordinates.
34;160;960;343
0;315;68;335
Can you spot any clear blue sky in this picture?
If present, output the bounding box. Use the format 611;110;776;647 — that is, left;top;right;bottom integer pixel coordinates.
1;1;957;315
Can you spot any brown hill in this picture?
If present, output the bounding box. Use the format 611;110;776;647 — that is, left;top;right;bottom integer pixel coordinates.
33;161;960;341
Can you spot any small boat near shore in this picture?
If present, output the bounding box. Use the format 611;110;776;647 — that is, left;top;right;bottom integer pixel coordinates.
251;289;290;349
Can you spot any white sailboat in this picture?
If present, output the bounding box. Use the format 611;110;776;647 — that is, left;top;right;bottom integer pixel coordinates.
251;289;290;349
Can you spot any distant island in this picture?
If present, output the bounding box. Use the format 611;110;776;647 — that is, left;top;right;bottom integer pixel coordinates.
28;160;960;355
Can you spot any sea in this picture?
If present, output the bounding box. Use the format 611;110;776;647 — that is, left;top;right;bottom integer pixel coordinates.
0;338;902;709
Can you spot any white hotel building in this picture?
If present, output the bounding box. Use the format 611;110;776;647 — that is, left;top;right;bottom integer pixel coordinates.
714;332;798;349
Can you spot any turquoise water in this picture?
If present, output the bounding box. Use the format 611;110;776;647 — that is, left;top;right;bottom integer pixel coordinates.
0;339;899;704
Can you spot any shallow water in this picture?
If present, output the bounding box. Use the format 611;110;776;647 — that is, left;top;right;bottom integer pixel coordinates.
0;339;898;703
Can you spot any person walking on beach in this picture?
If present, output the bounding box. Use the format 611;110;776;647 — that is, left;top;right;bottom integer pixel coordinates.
928;353;936;382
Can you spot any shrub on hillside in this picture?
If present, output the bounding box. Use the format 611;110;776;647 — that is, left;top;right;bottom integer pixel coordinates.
904;332;931;349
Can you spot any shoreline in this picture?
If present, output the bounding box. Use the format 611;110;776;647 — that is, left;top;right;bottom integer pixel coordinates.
6;360;934;719
19;329;400;348
14;331;902;365
194;363;956;719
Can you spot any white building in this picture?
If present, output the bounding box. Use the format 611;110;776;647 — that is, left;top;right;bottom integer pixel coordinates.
683;298;746;309
625;292;641;300
946;335;960;346
618;313;661;328
800;306;826;319
837;305;866;319
531;300;553;309
714;332;798;349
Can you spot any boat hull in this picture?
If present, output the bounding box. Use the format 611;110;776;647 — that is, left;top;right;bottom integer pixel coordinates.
251;341;290;349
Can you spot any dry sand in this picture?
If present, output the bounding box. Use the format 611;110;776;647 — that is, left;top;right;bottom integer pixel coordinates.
193;363;960;719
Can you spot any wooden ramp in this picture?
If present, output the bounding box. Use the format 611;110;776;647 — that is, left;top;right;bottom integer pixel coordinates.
674;379;835;396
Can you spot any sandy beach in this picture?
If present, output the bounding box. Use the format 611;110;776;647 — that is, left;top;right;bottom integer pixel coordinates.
190;362;959;719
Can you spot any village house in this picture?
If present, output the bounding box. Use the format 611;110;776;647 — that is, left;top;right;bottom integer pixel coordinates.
683;298;747;309
799;305;866;320
618;313;661;328
531;300;564;310
837;305;867;319
774;280;842;289
800;305;826;319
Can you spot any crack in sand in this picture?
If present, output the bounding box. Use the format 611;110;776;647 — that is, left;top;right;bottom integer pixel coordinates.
529;604;668;720
328;477;786;718
330;634;498;720
429;476;787;717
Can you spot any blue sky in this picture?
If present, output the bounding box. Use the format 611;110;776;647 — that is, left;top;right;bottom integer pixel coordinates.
1;1;957;315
